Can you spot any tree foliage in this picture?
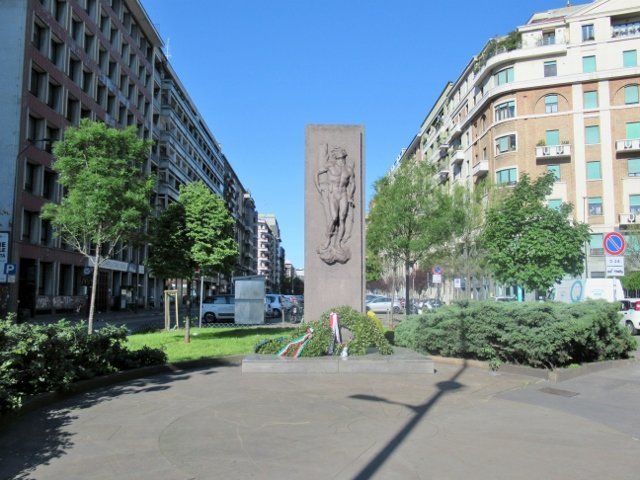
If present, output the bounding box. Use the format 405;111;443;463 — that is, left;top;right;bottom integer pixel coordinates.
481;172;591;293
367;158;456;310
147;202;196;281
179;181;238;276
42;120;153;333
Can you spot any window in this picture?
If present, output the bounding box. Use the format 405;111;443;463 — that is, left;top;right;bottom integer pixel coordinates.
495;134;516;155
624;85;639;105
544;60;557;77
630;195;640;215
545;94;558;113
29;67;46;99
543;31;556;45
50;36;64;67
582;24;594;41
22;210;36;241
496;168;517;185
583;56;596;73
587;161;601;180
41;219;52;246
47;81;61;111
43;169;56;199
585;125;600;144
494;67;514;86
584;90;598;109
548;199;562;210
32;19;47;52
590;233;603;255
623;50;637;68
545;130;560;146
494;100;515;121
547;165;560;181
627;122;640;139
25;162;37;193
629;159;640;177
588;197;603;216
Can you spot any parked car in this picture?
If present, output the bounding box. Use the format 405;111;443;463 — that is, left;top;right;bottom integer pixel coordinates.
366;296;402;314
266;294;289;317
201;295;235;323
619;298;640;335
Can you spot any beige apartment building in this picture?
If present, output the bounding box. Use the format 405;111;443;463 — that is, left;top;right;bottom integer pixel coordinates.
398;0;640;294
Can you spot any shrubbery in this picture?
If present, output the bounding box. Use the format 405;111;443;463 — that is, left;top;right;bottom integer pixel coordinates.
394;300;637;369
255;306;392;357
0;316;166;413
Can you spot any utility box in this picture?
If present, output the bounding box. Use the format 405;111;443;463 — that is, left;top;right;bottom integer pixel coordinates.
234;276;266;324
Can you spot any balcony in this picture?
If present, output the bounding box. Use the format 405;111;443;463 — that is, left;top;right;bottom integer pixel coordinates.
612;21;640;39
451;149;464;165
535;144;572;160
472;160;489;177
616;139;640;153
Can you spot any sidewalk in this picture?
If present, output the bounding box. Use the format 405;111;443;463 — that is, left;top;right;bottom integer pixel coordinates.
0;359;638;479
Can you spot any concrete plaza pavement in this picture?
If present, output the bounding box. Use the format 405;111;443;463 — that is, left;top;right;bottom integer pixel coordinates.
1;358;639;480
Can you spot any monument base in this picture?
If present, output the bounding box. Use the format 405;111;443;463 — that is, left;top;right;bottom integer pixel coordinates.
241;347;434;374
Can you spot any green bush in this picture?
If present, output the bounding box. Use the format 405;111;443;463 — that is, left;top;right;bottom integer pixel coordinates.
0;316;166;414
394;300;637;369
255;306;393;357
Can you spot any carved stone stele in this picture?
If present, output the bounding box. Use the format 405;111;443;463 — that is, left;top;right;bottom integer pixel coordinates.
305;125;365;322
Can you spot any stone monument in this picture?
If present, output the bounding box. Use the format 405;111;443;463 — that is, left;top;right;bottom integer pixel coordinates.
305;125;365;322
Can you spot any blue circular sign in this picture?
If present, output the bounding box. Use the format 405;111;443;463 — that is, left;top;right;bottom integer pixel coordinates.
603;232;625;256
570;280;583;303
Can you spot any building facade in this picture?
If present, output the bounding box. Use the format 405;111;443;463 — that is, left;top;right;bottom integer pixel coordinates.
257;213;284;292
398;0;640;295
0;0;257;316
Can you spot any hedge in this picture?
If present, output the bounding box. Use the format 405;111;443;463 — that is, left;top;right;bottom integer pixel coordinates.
394;300;637;369
255;306;392;357
0;316;166;414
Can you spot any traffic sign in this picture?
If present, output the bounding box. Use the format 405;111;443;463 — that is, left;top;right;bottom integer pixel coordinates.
603;232;626;256
4;263;16;275
432;265;443;275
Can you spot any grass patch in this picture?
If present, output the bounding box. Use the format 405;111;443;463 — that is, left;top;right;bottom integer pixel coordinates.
126;327;295;363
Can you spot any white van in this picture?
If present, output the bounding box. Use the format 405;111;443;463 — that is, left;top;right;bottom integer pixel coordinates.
550;278;624;303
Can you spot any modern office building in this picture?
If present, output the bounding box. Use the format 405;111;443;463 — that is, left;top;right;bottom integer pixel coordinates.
0;0;257;316
397;0;640;293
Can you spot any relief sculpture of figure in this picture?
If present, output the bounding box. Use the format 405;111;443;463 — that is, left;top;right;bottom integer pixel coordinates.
315;144;356;265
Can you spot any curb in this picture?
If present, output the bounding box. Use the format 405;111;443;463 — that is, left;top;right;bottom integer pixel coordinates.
0;355;244;428
430;355;638;382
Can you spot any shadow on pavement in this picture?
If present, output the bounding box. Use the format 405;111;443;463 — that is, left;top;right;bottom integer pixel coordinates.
0;362;234;480
350;363;467;480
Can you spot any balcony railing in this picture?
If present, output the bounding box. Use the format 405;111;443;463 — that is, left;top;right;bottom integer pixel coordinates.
472;160;489;177
451;149;464;164
616;139;640;153
535;144;572;159
612;21;640;39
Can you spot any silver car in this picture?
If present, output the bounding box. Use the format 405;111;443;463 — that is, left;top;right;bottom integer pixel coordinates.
366;296;401;314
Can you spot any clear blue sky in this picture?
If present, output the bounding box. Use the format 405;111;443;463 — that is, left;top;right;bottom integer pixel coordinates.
142;0;582;269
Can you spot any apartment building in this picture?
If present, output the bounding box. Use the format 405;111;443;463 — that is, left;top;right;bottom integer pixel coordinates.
398;0;640;288
257;213;284;292
0;0;257;316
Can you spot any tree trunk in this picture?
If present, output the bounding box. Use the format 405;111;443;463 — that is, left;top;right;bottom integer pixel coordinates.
405;261;412;318
88;244;100;334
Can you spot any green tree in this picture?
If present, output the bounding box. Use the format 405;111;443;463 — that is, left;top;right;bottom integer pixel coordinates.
481;172;591;295
447;181;491;299
367;158;456;314
42;120;153;334
148;181;238;341
147;202;196;282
